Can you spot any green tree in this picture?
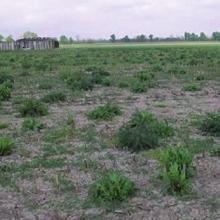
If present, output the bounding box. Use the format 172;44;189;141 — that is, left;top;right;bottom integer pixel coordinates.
199;32;208;41
23;31;38;39
149;34;154;41
136;34;147;42
69;37;74;44
212;32;220;41
121;35;130;42
110;34;116;42
59;35;69;44
0;34;4;41
5;35;14;43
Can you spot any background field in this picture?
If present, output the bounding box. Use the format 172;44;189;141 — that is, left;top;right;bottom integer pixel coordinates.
0;44;220;220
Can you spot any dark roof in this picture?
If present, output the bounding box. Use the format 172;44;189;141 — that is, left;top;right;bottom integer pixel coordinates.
16;37;58;42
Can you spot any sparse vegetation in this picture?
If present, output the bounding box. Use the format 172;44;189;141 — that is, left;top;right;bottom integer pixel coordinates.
41;92;66;103
88;171;135;204
87;103;122;120
159;146;194;195
183;83;202;92
22;118;44;131
0;136;13;156
197;111;220;135
19;98;48;117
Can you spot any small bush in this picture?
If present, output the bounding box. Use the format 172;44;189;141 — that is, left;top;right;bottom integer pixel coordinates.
0;137;13;156
38;81;53;90
22;118;44;131
209;146;220;157
19;99;48;117
183;83;201;92
0;73;14;85
42;92;66;103
0;122;9;129
198;112;220;135
159;146;193;195
89;171;135;204
0;84;12;101
66;73;94;91
137;71;154;82
87;103;122;120
131;81;147;93
117;111;173;151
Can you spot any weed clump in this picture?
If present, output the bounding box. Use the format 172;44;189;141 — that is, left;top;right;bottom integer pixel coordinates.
42;92;66;103
22;118;44;131
88;103;122;120
89;171;135;204
159;146;194;195
183;83;201;92
0;137;13;156
0;84;12;101
117;111;173;151
19;99;48;117
198;112;220;135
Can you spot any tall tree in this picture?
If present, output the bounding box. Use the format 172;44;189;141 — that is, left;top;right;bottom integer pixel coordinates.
59;35;69;44
121;35;130;42
199;32;208;41
212;32;220;40
0;34;4;41
5;35;14;43
136;34;147;42
149;34;154;41
69;37;74;44
110;34;116;42
23;31;38;39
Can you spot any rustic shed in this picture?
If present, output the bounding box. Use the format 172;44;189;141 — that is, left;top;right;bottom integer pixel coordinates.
0;37;59;51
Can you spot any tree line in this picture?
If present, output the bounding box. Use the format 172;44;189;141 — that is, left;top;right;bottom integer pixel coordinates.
1;31;220;44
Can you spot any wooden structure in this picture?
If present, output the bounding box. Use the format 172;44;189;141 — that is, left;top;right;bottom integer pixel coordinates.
0;38;59;51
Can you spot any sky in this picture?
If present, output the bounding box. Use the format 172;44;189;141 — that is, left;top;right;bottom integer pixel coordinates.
0;0;220;40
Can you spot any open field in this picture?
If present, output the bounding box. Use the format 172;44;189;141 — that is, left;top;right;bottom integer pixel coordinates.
61;41;220;49
0;45;220;219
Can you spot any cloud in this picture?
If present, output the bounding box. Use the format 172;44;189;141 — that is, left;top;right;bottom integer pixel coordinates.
0;0;220;39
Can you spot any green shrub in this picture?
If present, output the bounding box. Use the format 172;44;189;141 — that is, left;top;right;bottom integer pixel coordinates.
137;71;154;82
0;84;12;101
0;122;9;129
117;111;173;151
0;73;14;85
198;112;220;135
19;99;48;117
131;81;147;93
22;118;44;131
42;92;66;103
88;103;122;120
38;81;53;90
183;83;201;92
66;73;94;91
159;146;193;195
209;146;220;157
89;171;135;204
0;137;13;156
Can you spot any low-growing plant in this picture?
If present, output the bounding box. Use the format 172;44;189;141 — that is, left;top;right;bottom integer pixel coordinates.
183;83;201;92
117;111;173;151
87;103;122;120
209;146;220;157
0;122;9;129
0;84;12;101
137;71;154;82
19;98;48;117
198;112;220;135
0;73;14;85
41;92;66;103
22;118;44;131
131;81;147;93
0;136;13;156
88;171;135;204
38;81;53;90
159;146;194;195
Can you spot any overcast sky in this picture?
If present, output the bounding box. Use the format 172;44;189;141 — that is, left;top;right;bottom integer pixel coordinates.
0;0;219;39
